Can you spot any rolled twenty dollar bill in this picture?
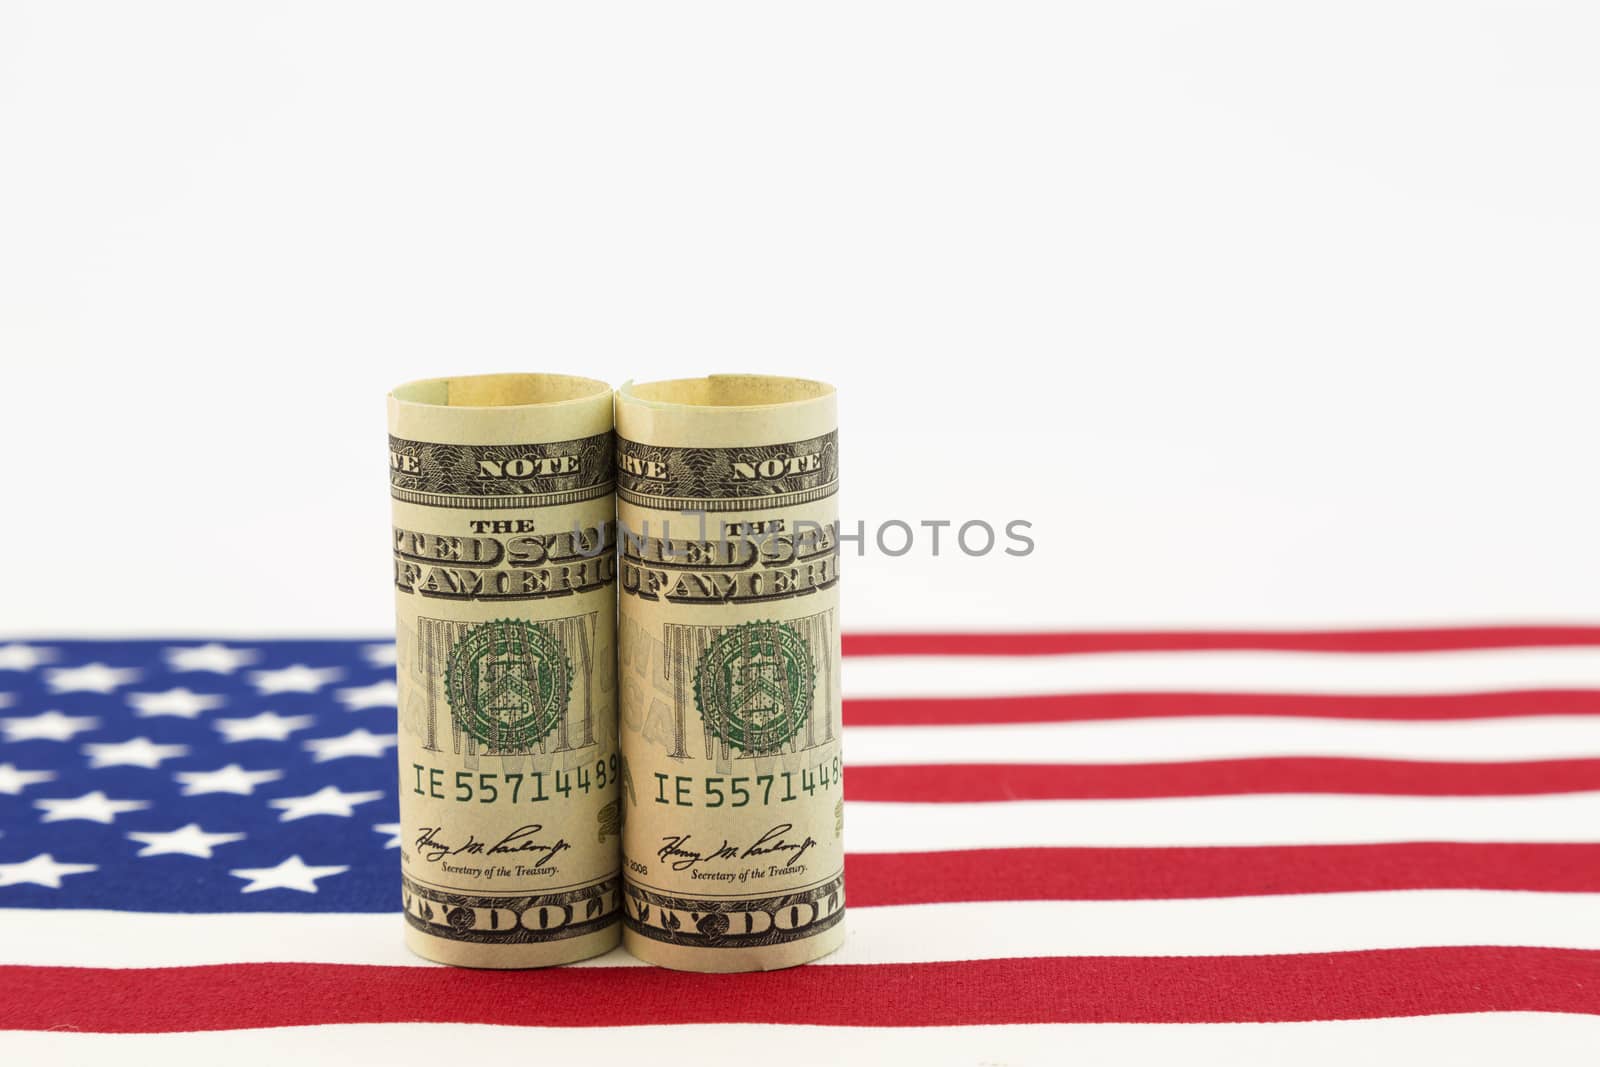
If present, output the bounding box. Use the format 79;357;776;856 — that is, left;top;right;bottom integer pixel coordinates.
388;373;621;967
616;375;844;971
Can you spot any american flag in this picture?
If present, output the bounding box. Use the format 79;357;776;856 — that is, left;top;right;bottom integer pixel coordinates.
2;629;1598;1063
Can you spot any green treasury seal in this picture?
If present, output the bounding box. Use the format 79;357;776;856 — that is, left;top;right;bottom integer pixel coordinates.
445;619;571;751
694;620;814;755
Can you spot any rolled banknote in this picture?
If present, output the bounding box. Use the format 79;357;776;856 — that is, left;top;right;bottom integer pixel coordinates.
388;373;621;967
615;375;844;972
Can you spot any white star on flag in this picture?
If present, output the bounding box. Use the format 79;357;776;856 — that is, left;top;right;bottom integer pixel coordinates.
249;664;342;694
174;764;284;796
336;680;397;710
269;785;384;822
127;824;247;859
363;643;397;666
0;763;55;795
213;712;314;743
164;643;259;674
0;853;97;889
229;855;349;894
374;823;402;848
1;711;98;743
127;688;225;719
0;644;55;671
36;790;150;824
83;737;190;770
304;729;397;762
44;662;140;694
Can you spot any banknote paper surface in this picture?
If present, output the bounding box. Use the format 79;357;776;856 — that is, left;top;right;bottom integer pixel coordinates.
388;374;621;967
616;375;844;971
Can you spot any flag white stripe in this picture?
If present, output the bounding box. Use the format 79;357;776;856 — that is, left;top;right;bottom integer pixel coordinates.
844;715;1600;765
5;891;1598;969
6;1016;1600;1066
842;647;1600;697
847;791;1600;849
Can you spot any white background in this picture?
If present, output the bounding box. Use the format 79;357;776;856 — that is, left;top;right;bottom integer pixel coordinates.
2;2;1597;636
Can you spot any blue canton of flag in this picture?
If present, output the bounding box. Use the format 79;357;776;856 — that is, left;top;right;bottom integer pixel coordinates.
0;640;399;913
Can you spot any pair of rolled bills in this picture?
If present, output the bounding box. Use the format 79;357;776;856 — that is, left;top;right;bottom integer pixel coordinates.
388;374;843;972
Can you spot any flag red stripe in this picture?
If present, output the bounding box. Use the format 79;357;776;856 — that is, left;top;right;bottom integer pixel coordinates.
845;758;1600;801
843;843;1600;902
5;949;1596;1031
844;690;1600;725
843;626;1600;656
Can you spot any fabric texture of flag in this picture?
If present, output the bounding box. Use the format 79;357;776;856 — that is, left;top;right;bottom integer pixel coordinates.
2;628;1598;1063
